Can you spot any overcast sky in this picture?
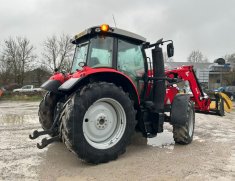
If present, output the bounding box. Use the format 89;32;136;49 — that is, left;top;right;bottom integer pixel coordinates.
1;0;235;62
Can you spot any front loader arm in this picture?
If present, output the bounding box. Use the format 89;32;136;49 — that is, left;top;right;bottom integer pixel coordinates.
165;65;211;112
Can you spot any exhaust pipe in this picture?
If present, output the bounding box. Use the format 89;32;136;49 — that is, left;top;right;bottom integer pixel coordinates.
151;45;166;113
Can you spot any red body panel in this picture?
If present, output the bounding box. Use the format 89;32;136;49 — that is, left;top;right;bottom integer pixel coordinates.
71;66;121;78
49;72;71;84
50;66;140;104
165;86;179;105
48;65;211;112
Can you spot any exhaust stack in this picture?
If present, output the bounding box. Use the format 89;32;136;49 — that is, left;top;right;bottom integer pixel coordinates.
151;45;166;113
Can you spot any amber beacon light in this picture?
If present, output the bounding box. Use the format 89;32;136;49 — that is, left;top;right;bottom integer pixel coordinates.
100;24;109;32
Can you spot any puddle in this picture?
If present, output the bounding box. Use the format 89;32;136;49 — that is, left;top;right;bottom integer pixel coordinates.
0;101;39;115
0;101;40;126
147;130;175;150
0;114;39;125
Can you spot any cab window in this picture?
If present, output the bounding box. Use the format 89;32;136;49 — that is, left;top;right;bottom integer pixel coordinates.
117;39;145;93
117;39;145;79
87;37;113;68
71;43;88;72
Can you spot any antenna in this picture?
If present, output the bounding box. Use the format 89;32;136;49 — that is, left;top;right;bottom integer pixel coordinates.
112;14;117;28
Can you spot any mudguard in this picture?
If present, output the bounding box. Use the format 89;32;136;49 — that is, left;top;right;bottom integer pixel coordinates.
171;94;191;126
56;67;140;104
58;77;81;91
41;80;62;93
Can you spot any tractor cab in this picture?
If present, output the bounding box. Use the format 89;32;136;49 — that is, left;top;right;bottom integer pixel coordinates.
70;24;147;90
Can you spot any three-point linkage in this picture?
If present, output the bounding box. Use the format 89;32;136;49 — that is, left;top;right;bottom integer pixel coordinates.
29;109;62;149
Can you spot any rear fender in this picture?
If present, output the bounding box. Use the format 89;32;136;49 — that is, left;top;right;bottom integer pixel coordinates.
40;72;69;93
41;79;62;93
58;70;140;106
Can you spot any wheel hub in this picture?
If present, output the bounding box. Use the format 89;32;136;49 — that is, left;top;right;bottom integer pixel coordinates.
96;115;108;130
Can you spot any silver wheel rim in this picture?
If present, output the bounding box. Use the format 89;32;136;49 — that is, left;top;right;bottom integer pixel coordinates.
83;98;126;149
188;109;194;137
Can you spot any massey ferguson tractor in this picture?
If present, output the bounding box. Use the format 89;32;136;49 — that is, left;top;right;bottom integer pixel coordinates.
30;24;232;164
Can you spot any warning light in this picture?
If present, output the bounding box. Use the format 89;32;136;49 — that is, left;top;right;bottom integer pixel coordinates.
100;24;109;32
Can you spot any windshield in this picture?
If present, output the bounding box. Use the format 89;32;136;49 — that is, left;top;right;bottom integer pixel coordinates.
71;37;113;72
71;43;88;73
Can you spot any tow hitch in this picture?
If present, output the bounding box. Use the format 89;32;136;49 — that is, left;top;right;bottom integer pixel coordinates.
29;130;53;139
29;104;63;149
37;135;60;149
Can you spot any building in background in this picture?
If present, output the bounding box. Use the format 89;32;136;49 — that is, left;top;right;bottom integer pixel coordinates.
209;62;234;89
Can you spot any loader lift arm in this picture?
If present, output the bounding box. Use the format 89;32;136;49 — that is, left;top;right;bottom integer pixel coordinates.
165;65;211;112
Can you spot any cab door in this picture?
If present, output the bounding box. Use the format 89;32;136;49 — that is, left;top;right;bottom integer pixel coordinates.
117;39;145;94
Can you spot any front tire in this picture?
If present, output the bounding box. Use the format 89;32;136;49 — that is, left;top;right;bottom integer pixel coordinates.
61;82;136;164
173;101;195;145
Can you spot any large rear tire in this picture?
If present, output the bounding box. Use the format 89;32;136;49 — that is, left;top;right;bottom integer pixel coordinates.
61;82;136;164
38;92;58;130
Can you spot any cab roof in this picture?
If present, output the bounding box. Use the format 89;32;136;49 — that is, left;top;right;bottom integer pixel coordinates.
71;24;147;44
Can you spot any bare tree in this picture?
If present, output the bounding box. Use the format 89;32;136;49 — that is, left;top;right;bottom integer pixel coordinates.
224;53;235;63
1;37;36;85
41;34;74;72
187;50;208;63
17;37;36;84
0;55;13;85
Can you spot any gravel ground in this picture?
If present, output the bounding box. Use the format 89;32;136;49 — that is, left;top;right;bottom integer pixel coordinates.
0;101;234;181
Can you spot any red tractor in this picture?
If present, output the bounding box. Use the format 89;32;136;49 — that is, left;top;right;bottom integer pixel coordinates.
30;24;225;164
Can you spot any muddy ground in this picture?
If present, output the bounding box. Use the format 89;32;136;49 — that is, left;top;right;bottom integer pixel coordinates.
0;101;234;181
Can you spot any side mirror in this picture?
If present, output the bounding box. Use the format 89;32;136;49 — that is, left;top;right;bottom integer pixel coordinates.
167;43;174;57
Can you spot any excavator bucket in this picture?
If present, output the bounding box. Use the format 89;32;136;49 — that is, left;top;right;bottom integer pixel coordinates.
209;92;233;113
